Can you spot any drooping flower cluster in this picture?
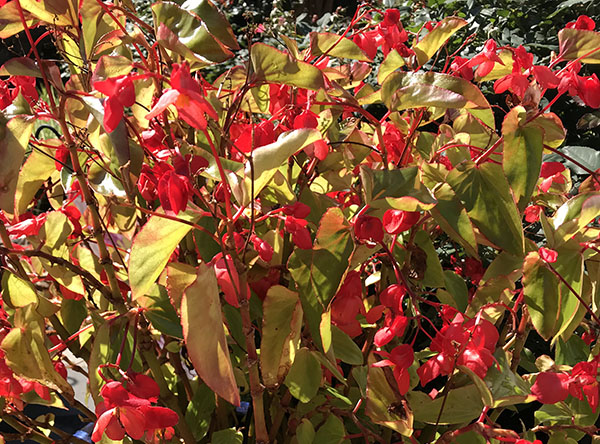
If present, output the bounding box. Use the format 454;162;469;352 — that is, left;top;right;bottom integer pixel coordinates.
92;374;178;442
530;356;599;412
418;310;499;385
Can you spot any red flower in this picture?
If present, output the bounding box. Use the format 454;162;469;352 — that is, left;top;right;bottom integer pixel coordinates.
92;380;178;442
468;39;504;78
284;216;312;250
374;312;409;347
354;215;384;245
531;372;569;405
212;253;251;307
373;344;414;395
282;202;311;219
539;161;566;192
146;62;217;129
157;170;191;215
417;312;498;385
566;15;596;30
94;75;136;133
331;271;365;337
524;205;542;223
578;74;600;108
539;247;558;263
382;210;420;235
251;235;274;263
379;284;406;313
450;56;474;81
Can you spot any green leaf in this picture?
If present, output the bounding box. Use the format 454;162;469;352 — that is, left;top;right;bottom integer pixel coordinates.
211;428;243;444
523;245;583;341
185;382;216;441
165;262;197;311
0;57;42;77
242;129;320;205
129;209;201;300
365;355;413;436
414;230;446;287
458;365;493;408
295;419;316;444
153;2;234;66
250;43;325;90
92;55;133;83
446;161;524;257
558;28;600;64
412;17;468;66
443;270;469;313
407;384;483;425
288;208;353;347
552;192;600;244
260;285;303;388
0;116;34;213
430;184;479;258
137;285;183;339
1;304;74;398
14;143;56;217
0;2;33;39
381;71;489;111
331;325;363;365
182;0;239;50
181;263;240;406
284;347;322;403
313;415;346;444
18;0;74;26
502;106;544;210
309;32;371;61
378;49;405;84
361;166;437;211
483;350;529;408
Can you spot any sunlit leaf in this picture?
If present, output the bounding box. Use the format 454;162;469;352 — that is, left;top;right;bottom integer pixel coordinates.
129;209;202;300
261;286;303;388
412;17;468;66
284;347;322;403
250;43;325;90
309;32;371;61
0;116;34;213
181;263;240;406
502;106;544;210
558;28;600;64
381;71;490;111
447;161;524;257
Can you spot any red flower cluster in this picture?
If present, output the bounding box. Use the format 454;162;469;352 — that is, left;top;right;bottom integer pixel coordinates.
92;375;178;442
0;75;38;110
94;75;136;133
353;8;413;59
418;311;499;385
283;202;312;250
373;344;414;395
531;357;599;412
373;284;409;348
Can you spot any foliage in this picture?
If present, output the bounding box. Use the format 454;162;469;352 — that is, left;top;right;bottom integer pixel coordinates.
0;1;600;444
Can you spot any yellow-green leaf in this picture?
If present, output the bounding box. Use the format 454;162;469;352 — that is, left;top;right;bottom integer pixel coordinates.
0;116;34;213
1;304;74;397
251;43;325;90
181;263;240;406
412;17;467;66
260;286;303;388
284;347;322;403
502;106;544;210
309;32;371;62
242;129;320;205
129;209;202;300
378;49;405;84
381;71;489;111
558;28;600;64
